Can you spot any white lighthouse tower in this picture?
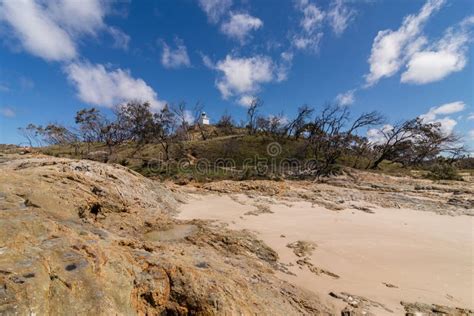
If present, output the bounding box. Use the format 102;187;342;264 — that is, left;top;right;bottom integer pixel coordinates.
199;112;210;125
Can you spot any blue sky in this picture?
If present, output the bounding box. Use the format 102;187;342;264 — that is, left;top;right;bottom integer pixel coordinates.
0;0;473;147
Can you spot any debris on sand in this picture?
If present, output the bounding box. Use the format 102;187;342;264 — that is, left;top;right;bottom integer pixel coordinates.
401;301;473;315
329;291;393;314
287;240;317;257
351;204;375;214
195;171;474;216
244;203;274;216
297;257;340;279
382;282;398;288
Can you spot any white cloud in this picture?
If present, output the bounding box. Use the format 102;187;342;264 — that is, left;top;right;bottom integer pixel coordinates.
419;101;466;135
467;113;474;121
161;38;191;69
327;0;356;36
220;12;263;44
365;0;445;86
108;27;130;50
65;62;165;110
292;33;323;51
0;0;124;62
198;0;232;24
0;107;16;118
200;53;215;69
296;0;325;33
293;0;325;52
0;0;77;61
238;95;255;107
419;101;466;121
47;0;106;36
431;117;457;135
276;51;294;82
401;16;473;84
367;124;394;144
213;55;275;100
336;89;355;105
208;53;292;103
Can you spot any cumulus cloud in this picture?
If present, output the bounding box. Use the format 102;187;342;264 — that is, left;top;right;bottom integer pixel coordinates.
401;16;473;84
467;113;474;121
213;55;274;99
327;0;356;36
419;101;466;135
293;0;325;52
0;107;16;118
365;0;445;86
65;62;165;110
198;0;232;24
208;54;292;103
0;0;77;61
220;12;263;43
336;89;355;105
419;101;465;121
161;38;191;69
0;0;127;61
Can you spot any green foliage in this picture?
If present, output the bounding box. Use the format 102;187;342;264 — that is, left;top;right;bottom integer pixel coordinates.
426;163;462;181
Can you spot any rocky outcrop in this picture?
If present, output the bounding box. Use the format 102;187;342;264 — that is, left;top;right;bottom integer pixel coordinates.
0;154;330;315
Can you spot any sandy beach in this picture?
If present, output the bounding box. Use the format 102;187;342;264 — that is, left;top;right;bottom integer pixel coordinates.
178;193;474;315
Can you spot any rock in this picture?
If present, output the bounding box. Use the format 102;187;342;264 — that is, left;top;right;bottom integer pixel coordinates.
0;154;331;315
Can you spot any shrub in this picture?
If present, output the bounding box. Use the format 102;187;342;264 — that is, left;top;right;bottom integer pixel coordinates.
426;163;462;181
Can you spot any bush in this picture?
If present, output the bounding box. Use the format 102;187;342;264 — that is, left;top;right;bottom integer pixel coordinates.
426;163;462;181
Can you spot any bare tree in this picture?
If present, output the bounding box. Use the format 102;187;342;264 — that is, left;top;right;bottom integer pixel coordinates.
306;104;383;176
172;102;191;141
284;105;313;139
246;97;263;135
216;111;234;135
18;124;42;147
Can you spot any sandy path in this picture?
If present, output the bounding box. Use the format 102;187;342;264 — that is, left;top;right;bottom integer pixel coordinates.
177;193;474;315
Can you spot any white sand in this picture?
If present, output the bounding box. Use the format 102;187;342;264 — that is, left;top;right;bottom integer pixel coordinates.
177;193;474;315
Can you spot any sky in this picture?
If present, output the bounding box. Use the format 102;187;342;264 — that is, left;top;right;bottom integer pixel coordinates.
0;0;473;148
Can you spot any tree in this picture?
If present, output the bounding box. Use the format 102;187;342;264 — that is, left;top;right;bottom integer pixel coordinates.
246;98;262;135
100;122;126;160
307;104;383;176
172;102;191;141
18;124;42;147
153;105;176;161
256;113;285;136
115;101;155;153
369;118;465;169
216;111;234;135
284;105;313;139
75;108;106;152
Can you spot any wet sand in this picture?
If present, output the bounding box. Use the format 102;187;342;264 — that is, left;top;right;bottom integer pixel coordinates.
177;193;474;315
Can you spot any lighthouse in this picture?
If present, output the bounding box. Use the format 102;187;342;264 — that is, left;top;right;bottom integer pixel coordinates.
199;112;210;125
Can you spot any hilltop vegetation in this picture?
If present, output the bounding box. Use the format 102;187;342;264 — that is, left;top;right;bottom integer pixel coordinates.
18;99;471;181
